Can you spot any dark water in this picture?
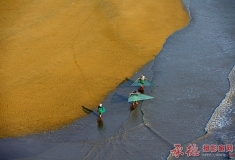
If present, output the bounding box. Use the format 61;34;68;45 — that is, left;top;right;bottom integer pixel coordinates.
0;0;235;159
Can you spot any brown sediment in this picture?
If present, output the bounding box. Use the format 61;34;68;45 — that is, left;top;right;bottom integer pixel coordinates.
0;0;189;138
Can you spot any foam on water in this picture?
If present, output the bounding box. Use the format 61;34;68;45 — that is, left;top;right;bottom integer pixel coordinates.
206;65;235;131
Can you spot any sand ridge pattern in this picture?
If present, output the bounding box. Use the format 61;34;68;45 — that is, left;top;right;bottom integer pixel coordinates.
71;0;105;98
0;0;188;138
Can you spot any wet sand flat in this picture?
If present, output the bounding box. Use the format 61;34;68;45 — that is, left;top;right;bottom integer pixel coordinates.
0;0;188;138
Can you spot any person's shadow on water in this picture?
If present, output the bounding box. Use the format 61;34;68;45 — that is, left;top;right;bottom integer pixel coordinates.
81;106;99;116
81;106;104;129
111;93;128;103
117;78;134;88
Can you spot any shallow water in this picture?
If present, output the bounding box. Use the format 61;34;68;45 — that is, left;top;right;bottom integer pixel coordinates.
0;0;235;159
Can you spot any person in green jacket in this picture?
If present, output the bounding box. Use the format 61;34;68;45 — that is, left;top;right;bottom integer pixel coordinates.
138;75;147;85
97;103;106;118
129;91;139;107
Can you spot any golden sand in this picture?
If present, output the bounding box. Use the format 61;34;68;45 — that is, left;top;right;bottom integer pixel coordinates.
0;0;189;138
